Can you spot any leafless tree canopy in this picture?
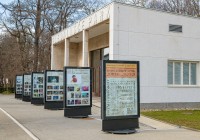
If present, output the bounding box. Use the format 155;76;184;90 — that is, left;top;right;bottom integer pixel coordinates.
0;0;200;88
0;0;106;88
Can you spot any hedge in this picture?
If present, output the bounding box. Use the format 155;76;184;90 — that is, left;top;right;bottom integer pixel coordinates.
0;87;15;93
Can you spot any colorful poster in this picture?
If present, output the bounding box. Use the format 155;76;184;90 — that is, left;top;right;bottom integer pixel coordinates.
46;71;63;101
23;75;31;96
105;63;138;117
16;76;23;95
32;73;44;98
66;69;90;106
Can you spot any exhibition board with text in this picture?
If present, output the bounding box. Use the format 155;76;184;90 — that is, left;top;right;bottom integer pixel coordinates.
46;71;64;101
16;75;23;95
32;73;44;98
23;74;31;96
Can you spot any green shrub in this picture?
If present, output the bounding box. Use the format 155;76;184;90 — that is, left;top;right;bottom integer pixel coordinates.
0;87;15;94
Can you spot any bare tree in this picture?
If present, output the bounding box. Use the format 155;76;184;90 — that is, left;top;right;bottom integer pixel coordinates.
0;33;23;87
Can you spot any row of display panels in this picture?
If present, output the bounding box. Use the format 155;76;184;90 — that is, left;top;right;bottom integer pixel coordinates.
15;68;92;107
16;60;140;120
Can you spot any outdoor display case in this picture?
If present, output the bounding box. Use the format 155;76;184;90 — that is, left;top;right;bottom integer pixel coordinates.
101;60;140;133
22;74;32;102
44;70;64;109
64;67;92;117
15;75;23;99
31;72;44;105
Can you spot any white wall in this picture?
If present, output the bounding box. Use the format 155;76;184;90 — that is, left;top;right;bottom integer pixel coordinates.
110;3;200;103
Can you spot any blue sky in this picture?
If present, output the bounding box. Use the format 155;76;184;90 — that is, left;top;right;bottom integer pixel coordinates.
0;0;13;4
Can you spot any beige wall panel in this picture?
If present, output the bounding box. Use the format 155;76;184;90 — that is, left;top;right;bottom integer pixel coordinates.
77;43;83;67
89;32;109;51
69;43;78;66
53;43;64;70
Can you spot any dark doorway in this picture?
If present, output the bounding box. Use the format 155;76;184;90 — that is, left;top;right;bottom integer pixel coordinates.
90;47;109;97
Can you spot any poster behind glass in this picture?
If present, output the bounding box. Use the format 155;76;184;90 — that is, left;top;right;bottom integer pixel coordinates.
16;76;23;95
105;63;138;117
46;71;63;101
32;73;44;98
66;69;90;107
23;75;31;96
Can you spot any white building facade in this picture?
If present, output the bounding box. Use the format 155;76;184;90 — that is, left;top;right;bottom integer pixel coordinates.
51;2;200;109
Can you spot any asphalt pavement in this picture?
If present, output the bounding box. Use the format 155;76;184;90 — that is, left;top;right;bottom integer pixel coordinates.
0;94;200;140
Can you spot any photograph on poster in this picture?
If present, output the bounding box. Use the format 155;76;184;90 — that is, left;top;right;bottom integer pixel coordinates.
60;86;64;89
37;77;43;84
47;91;52;95
16;80;22;83
68;87;74;91
71;92;74;98
67;74;82;84
68;100;74;105
47;96;51;100
75;86;80;91
53;96;59;100
82;99;89;104
60;91;63;94
47;86;53;89
75;92;81;98
75;100;81;104
39;89;43;92
39;85;43;88
34;84;37;88
82;86;89;91
34;89;38;92
54;91;60;94
53;86;59;89
81;93;89;98
48;76;59;83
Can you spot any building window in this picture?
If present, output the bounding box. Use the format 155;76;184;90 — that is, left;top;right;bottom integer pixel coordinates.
168;61;198;86
169;24;182;32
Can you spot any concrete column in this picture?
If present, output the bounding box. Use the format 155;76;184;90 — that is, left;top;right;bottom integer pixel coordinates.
51;44;54;70
82;30;89;67
64;38;70;66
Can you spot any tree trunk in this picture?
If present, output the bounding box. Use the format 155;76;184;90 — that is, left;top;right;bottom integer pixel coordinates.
34;0;41;71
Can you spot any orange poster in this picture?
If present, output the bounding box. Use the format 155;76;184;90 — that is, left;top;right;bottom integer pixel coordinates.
106;63;137;78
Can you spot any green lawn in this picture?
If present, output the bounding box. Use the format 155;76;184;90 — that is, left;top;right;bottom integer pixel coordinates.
141;110;200;130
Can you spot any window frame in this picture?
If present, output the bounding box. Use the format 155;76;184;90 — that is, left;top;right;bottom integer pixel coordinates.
169;24;183;33
168;60;199;87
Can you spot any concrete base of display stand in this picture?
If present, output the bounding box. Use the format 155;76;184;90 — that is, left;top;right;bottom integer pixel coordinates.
15;94;22;99
102;118;139;132
22;96;31;102
64;107;91;117
31;98;44;105
44;101;63;110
